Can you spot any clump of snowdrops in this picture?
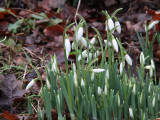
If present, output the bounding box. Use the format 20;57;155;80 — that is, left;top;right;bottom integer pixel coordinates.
26;8;160;120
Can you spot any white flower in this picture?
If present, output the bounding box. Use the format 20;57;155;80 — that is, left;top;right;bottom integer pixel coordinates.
52;63;57;73
112;38;119;52
149;66;153;78
97;87;102;95
65;38;71;53
125;54;132;66
115;20;121;33
140;52;145;65
152;96;155;107
148;20;159;30
129;108;133;118
81;37;87;47
132;84;136;95
105;69;109;81
26;79;36;90
81;79;85;86
104;85;107;95
91;72;94;81
119;62;124;76
92;68;105;73
108;18;115;33
74;72;78;87
72;62;76;71
89;37;96;48
145;65;151;69
78;50;87;61
86;53;92;63
117;94;120;107
72;42;75;50
104;39;112;47
76;27;83;42
94;50;100;58
46;78;51;89
151;59;155;70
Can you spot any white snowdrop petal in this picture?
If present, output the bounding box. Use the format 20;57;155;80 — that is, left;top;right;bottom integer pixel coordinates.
148;20;159;30
112;38;119;52
65;39;71;53
92;69;105;73
115;21;121;33
77;27;83;41
125;54;132;66
108;18;115;33
129;108;133;118
81;37;87;47
97;87;102;95
26;79;35;90
152;96;155;107
140;52;145;65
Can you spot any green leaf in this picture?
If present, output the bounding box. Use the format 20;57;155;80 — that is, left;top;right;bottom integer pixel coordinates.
8;19;24;33
30;13;47;20
5;38;16;48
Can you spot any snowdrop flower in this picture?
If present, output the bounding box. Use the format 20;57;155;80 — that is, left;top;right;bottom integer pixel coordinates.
52;63;57;73
76;26;83;42
81;79;85;86
115;17;121;33
92;68;105;73
149;66;153;78
97;87;102;95
151;59;155;70
78;50;87;61
140;52;145;65
125;54;132;66
104;39;112;47
65;38;71;53
104;85;107;95
74;72;78;87
72;62;76;71
129;108;133;118
72;42;75;50
148;20;159;30
105;69;109;81
108;18;115;33
145;65;151;69
46;78;51;89
26;78;37;90
117;94;120;107
94;50;100;58
132;84;136;95
81;37;87;47
91;72;94;81
89;37;96;48
152;96;155;107
119;62;125;76
112;38;119;52
86;53;92;63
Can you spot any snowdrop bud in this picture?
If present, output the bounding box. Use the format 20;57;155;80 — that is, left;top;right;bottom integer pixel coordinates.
148;20;159;30
91;72;94;81
65;38;71;53
105;69;109;81
132;84;136;95
52;63;57;73
26;78;37;90
81;37;87;47
78;50;87;61
149;67;153;78
115;20;121;33
97;87;102;95
129;108;133;118
53;54;57;65
152;96;155;107
117;94;120;107
57;94;60;104
92;68;105;73
108;18;115;33
86;53;92;63
94;50;100;58
89;37;96;48
74;72;78;87
46;78;51;89
76;26;83;42
148;83;151;93
104;85;107;95
119;62;124;76
151;59;155;70
112;38;119;52
81;79;85;86
72;42;75;50
125;54;132;66
145;65;151;69
72;62;76;71
140;52;145;65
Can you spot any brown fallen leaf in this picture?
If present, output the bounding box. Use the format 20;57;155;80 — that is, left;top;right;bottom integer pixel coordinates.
1;111;19;120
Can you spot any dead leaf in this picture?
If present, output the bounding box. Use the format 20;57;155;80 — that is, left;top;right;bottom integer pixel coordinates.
0;74;26;112
1;111;19;120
